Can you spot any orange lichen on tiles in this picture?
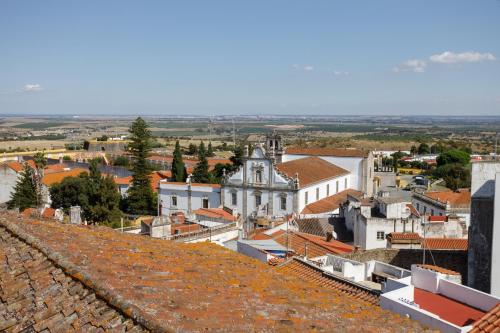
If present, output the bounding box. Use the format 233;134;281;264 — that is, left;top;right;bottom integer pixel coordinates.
42;168;88;186
0;212;426;332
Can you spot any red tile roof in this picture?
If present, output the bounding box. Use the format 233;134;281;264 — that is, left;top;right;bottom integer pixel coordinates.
424;189;471;208
41;207;56;219
387;232;421;241
417;264;460;276
4;160;36;172
272;231;353;257
0;212;424;332
406;204;420;217
421;238;468;250
286;147;370;158
194;208;237;222
428;215;447;222
171;223;201;235
113;175;133;185
42;168;88;186
301;189;363;214
414;287;486;327
161;181;221;189
276;156;349;187
470;303;500;333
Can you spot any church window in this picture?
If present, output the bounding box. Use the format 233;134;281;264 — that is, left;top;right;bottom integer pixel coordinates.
202;198;209;209
255;194;262;207
280;195;287;210
256;169;263;183
231;192;237;206
171;196;177;207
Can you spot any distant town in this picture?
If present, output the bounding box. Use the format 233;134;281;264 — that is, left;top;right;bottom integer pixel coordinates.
1;115;499;332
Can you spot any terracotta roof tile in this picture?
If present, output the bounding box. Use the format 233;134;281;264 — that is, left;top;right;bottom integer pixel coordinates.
273;231;353;257
470;303;500;333
41;168;88;186
4;160;36;172
417;264;460;275
194;208;237;221
113;175;133;185
387;232;421;241
424;189;471;208
276;156;349;187
301;189;363;214
428;215;447;222
277;258;379;305
0;212;426;332
286;147;370;158
295;218;333;237
421;238;468;250
41;207;56;219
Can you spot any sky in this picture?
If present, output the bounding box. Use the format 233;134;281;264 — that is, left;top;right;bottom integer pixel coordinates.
1;1;499;116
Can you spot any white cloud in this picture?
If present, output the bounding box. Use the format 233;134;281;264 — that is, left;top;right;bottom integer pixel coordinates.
332;70;349;76
23;84;42;92
393;59;427;73
429;51;496;64
292;64;314;71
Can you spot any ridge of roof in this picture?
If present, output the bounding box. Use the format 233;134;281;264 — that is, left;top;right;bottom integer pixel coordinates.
285;147;370;158
301;189;363;214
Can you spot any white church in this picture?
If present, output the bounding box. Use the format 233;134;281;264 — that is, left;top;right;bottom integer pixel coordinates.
158;133;375;230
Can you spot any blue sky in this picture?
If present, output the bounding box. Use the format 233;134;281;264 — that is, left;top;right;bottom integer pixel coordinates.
1;1;499;116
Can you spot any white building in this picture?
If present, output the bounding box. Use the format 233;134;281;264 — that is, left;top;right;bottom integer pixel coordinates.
158;179;221;217
341;194;422;250
381;264;500;333
222;144;352;231
412;189;471;226
0;161;26;204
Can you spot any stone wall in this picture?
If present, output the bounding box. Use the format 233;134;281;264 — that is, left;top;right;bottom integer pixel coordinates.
340;248;468;283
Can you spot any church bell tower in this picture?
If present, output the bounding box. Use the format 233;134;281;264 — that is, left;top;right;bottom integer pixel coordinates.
265;130;283;163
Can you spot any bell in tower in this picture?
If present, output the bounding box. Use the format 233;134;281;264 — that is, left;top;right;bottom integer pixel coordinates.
265;130;283;163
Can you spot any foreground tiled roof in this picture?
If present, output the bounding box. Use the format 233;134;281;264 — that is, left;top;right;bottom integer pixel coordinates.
276;157;349;187
0;213;426;332
301;189;363;214
277;258;380;305
286;147;370;158
421;238;468;250
470;303;500;333
0;226;145;332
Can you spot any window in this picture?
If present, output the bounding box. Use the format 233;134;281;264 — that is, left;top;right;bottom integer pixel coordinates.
171;196;177;207
316;188;320;201
280;196;287;210
326;184;330;196
344;178;347;189
416;203;420;211
255;170;262;183
231;192;237;206
202;198;209;209
305;191;308;204
376;231;385;240
423;206;427;214
255;194;261;207
336;180;339;193
439;212;443;216
431;209;434;216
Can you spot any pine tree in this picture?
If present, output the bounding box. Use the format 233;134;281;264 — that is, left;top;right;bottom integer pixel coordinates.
126;117;156;215
8;164;38;211
171;140;186;182
192;141;210;183
207;142;215;157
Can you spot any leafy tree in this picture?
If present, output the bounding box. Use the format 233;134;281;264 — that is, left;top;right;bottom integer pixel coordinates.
441;164;471;191
171;140;186;182
125;117;156;215
210;162;232;183
207;142;215;157
97;135;108;141
417;143;430;155
62;155;72;161
230;145;244;169
436;149;470;167
112;156;130;167
8;164;38;211
192;141;210;183
410;145;417;156
50;176;89;213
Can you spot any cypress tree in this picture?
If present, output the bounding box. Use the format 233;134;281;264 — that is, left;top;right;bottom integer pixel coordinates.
207;142;214;157
126;117;156;215
8;164;38;211
192;141;209;183
171;140;186;182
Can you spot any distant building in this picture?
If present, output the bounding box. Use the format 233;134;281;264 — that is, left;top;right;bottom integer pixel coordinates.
412;189;471;226
468;161;500;297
